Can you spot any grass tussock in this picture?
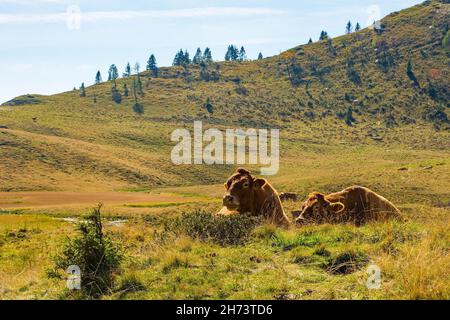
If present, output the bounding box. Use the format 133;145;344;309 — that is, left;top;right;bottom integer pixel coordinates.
376;221;450;299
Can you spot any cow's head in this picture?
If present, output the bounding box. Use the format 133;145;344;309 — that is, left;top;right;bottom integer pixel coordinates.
295;192;345;224
223;168;267;213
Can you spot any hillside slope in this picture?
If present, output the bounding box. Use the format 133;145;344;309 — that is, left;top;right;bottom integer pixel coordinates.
0;0;449;192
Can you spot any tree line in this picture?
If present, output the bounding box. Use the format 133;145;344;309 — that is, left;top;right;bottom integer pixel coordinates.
78;20;365;114
90;45;265;89
82;19;365;93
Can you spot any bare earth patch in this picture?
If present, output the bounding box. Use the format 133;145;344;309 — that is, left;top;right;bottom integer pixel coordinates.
0;192;197;210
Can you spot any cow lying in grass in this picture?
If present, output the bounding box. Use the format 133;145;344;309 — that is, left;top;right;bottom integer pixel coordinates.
294;186;401;226
219;168;290;227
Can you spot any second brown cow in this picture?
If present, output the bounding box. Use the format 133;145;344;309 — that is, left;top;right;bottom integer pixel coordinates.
295;186;401;226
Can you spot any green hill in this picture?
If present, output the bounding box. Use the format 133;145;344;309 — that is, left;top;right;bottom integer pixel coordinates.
0;0;449;192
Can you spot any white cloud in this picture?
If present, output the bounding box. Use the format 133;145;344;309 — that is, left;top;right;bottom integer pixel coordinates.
0;7;285;24
0;0;68;4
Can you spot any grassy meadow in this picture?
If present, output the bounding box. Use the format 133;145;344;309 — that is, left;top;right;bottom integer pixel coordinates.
0;0;449;300
0;140;448;300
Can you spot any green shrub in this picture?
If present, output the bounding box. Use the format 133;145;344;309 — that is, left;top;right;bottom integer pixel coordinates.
133;103;144;114
48;204;122;298
164;210;261;246
111;88;122;104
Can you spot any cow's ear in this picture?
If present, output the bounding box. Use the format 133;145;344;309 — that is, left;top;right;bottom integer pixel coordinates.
309;192;322;200
224;183;228;189
330;202;345;213
314;193;326;202
254;178;267;189
237;168;250;175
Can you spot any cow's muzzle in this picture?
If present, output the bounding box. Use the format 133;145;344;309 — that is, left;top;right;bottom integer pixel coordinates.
223;194;239;209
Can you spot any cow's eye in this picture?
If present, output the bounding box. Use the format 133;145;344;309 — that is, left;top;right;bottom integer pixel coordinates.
243;182;250;188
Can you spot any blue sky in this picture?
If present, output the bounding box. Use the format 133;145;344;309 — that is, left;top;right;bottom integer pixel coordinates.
0;0;423;104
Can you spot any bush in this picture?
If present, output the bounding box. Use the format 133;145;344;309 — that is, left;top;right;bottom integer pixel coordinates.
111;88;122;104
48;204;122;298
422;105;449;124
203;98;214;114
345;107;356;126
133;103;144;114
164;211;261;246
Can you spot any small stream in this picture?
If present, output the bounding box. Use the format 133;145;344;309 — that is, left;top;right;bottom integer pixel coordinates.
57;217;128;227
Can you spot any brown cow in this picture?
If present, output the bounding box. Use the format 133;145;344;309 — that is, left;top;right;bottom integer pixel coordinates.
295;186;401;226
220;168;290;227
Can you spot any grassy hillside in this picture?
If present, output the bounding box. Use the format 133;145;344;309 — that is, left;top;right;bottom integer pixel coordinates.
0;0;449;192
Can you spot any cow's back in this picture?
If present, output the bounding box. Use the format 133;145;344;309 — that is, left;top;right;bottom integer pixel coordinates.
326;186;400;225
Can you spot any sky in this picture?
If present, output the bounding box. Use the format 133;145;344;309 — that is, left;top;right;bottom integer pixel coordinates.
0;0;424;104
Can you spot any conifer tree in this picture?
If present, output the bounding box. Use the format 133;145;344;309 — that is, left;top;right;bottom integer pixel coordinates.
193;48;203;64
203;47;213;62
135;62;143;95
239;46;247;61
95;71;102;84
225;45;239;61
124;62;131;77
173;49;183;66
346;21;353;34
108;64;119;86
319;31;329;41
79;83;86;97
183;50;191;65
173;49;191;66
146;54;158;77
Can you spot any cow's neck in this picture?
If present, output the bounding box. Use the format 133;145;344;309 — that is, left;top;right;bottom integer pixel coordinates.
236;190;258;215
253;188;269;215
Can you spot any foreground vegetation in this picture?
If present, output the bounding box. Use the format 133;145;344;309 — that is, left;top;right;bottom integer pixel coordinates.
0;201;448;300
